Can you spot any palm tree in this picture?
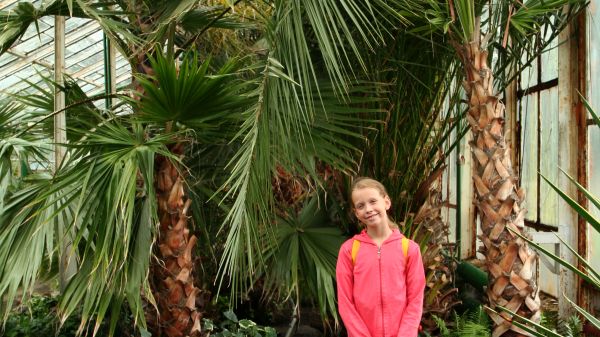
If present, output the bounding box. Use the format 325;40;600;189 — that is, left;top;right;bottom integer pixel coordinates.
327;0;587;334
340;1;584;334
0;0;407;336
401;1;586;335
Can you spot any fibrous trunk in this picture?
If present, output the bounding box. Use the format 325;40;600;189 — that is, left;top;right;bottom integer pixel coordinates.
152;142;202;337
459;41;541;337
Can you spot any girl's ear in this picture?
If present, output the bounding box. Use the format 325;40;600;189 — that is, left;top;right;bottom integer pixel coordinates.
384;195;391;210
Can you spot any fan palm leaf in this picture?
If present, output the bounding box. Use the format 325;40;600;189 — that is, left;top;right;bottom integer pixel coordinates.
262;194;345;323
0;110;179;335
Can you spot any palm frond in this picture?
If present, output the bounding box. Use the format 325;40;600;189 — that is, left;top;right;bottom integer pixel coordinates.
217;52;384;299
453;0;476;43
179;5;253;33
0;99;49;211
0;111;177;336
262;194;345;323
135;50;248;142
0;1;132;56
9;73;107;142
564;297;600;330
204;2;396;304
0;2;50;55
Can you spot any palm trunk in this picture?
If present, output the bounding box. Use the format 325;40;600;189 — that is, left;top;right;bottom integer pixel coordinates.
129;38;203;334
458;41;541;336
151;142;202;337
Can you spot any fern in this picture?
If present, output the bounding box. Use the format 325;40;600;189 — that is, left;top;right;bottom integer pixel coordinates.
432;314;451;336
432;307;491;337
557;315;583;337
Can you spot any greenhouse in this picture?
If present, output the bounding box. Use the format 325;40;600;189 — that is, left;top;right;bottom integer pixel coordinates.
0;1;599;337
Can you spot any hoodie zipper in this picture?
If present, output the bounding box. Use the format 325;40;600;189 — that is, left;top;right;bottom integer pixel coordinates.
378;246;385;337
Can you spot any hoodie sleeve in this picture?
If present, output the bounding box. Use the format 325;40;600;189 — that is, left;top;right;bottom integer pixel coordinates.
336;242;372;337
397;240;426;337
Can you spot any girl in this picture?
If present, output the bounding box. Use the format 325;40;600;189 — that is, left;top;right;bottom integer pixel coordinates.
336;177;426;337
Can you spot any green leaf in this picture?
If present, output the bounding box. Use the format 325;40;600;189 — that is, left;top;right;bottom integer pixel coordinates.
541;174;600;234
492;306;561;337
508;227;600;288
238;319;256;329
453;0;475;42
564;296;600;330
579;92;600;130
224;310;238;323
136;50;248;139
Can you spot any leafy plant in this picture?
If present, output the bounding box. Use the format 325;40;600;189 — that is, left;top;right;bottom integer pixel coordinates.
262;192;345;325
427;306;491;337
540;312;584;337
202;311;277;337
1;295;134;337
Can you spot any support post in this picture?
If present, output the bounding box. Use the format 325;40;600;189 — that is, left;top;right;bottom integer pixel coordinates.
55;15;77;292
103;32;116;109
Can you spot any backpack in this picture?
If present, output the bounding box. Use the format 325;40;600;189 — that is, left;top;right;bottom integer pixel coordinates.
350;236;410;265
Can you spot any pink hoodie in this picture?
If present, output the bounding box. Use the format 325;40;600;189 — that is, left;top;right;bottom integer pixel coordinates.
336;229;425;337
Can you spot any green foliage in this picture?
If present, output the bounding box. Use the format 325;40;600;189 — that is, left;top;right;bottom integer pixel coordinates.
427;307;491;337
2;296;134;337
538;311;583;337
3;296;78;337
202;311;277;337
0;98;177;336
558;316;584;337
135;50;249;138
262;193;345;324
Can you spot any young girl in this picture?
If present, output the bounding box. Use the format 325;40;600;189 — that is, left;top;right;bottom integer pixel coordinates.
336;177;425;337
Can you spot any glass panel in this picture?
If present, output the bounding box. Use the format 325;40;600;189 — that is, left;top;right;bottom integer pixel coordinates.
448;137;457;206
520;52;538;89
538;243;559;296
588;125;600;273
539;87;559;226
587;0;600;275
519;93;539;221
540;32;558;82
444;208;457;244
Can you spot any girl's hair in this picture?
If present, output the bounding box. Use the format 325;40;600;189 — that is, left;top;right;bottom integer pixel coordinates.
350;177;398;229
351;177;389;197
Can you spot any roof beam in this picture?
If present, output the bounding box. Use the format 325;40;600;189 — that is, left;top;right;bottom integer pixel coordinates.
6;49;104;89
0;20;98;79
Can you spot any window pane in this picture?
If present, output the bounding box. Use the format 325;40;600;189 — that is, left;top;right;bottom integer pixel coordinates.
587;0;600;274
442;207;457;244
539;87;559;226
520;53;538;89
540;36;558;82
588;125;600;273
519;93;539;221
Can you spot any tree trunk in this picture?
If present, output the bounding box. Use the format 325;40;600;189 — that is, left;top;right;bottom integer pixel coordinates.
458;41;541;337
151;142;202;337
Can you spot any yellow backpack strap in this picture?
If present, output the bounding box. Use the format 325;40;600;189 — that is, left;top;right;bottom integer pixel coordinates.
351;239;361;265
402;237;409;259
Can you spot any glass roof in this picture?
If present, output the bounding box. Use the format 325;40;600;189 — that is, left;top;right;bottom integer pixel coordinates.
0;0;131;102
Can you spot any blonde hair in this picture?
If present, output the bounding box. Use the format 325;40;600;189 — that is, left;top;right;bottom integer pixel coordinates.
350;177;398;229
351;177;389;197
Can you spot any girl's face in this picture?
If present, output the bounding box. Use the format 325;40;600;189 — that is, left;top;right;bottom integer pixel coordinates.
351;187;391;229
